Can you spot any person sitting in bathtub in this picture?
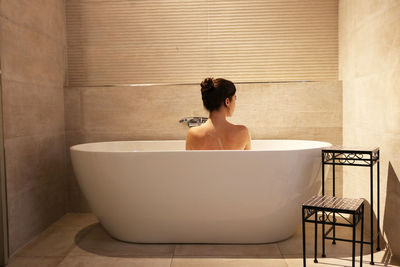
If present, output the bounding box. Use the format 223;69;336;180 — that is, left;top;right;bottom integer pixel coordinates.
186;77;251;150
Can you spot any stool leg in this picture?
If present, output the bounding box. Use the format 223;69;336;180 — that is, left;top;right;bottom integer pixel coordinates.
332;159;336;245
322;211;326;257
377;153;381;251
314;211;318;263
361;204;364;267
322;152;325;196
370;165;374;265
302;207;306;267
352;211;356;267
332;212;336;244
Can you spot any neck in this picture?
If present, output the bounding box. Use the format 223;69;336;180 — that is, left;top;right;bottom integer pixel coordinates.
209;109;228;125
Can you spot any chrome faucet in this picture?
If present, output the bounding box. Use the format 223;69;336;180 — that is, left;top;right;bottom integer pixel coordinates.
179;117;208;128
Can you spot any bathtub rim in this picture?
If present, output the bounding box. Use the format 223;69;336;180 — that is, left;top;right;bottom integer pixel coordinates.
70;139;333;153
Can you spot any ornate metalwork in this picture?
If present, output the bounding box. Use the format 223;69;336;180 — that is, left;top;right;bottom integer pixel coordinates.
316;211;359;225
317;212;338;224
337;153;369;165
304;208;316;219
304;209;358;226
323;150;378;166
323;152;333;162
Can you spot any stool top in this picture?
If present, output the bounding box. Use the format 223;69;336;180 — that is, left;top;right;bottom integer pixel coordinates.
303;195;364;212
322;146;379;154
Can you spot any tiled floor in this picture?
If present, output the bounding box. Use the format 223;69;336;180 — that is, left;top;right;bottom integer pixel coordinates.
7;213;400;267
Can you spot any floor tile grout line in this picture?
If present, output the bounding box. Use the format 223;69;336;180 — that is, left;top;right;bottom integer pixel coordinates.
55;255;68;267
276;243;290;267
58;242;79;261
169;244;176;267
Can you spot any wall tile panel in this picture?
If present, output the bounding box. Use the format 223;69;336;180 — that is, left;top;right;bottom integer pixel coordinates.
65;81;343;211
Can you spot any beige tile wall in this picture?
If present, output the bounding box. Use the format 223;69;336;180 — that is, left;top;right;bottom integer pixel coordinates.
65;81;343;212
0;0;67;255
0;0;345;255
339;0;400;256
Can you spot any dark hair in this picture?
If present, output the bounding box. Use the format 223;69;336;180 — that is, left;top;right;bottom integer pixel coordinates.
200;77;236;112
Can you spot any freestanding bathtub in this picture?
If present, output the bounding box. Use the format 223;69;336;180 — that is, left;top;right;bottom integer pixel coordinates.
70;139;331;243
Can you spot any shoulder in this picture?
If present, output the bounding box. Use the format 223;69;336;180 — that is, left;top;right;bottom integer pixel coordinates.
232;124;250;136
232;124;251;150
186;126;207;150
231;124;251;145
187;125;205;138
186;126;206;143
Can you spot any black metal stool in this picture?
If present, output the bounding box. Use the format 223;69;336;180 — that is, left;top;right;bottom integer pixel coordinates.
322;146;380;265
302;195;364;267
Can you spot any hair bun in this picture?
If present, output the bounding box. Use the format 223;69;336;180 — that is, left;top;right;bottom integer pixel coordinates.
200;77;215;92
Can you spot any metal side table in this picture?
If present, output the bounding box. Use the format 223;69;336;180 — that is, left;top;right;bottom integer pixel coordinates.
302;195;365;267
322;146;380;265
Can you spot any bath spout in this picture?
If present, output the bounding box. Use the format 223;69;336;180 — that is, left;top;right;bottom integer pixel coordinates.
179;117;208;128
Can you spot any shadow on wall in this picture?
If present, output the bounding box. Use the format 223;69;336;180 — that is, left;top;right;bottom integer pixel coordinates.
383;162;400;262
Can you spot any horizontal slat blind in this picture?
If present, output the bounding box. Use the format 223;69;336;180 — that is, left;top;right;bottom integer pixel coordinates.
66;0;338;86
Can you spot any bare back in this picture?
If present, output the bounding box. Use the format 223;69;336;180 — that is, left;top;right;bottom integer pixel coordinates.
186;120;251;150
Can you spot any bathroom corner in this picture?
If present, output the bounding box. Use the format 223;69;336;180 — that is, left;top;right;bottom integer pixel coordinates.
339;0;400;257
0;0;68;256
0;0;398;266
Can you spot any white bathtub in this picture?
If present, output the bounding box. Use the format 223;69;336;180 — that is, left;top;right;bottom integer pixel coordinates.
70;139;331;243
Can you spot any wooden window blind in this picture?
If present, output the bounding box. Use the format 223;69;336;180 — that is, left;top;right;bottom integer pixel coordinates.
66;0;338;86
